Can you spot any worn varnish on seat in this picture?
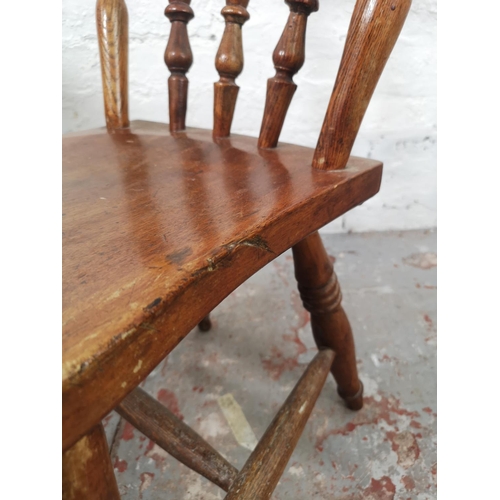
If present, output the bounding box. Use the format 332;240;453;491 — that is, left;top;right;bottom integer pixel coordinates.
62;121;382;451
63;0;412;497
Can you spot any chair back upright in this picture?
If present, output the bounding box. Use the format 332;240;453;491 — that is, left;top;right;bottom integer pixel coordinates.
96;0;412;170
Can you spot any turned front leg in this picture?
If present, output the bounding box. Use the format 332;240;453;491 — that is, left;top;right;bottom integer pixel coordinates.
292;231;363;410
63;422;121;499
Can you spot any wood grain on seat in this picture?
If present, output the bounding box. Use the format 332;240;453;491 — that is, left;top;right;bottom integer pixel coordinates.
62;120;382;451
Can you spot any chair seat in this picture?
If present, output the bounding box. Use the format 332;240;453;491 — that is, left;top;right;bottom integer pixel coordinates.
62;120;382;451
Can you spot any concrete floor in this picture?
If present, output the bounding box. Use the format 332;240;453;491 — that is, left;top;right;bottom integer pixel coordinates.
103;229;437;499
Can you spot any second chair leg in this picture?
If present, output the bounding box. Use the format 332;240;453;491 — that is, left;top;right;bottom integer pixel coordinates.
62;423;121;500
198;314;212;332
292;231;363;410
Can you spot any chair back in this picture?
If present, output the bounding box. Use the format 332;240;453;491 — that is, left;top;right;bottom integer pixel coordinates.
96;0;411;170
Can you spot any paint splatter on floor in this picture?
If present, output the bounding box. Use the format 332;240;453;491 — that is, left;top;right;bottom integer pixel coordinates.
403;252;437;270
217;393;258;451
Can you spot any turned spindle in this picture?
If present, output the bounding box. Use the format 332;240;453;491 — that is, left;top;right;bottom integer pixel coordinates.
312;0;411;170
213;0;250;139
292;231;363;410
96;0;129;129
164;0;194;132
258;0;319;149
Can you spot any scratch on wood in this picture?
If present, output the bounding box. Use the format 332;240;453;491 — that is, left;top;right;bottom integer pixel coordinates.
191;236;273;279
224;236;274;254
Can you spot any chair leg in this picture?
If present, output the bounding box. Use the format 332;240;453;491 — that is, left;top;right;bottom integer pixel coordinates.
63;423;121;499
198;314;212;332
292;231;363;410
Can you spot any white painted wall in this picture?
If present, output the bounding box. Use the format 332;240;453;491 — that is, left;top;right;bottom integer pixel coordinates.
62;0;436;233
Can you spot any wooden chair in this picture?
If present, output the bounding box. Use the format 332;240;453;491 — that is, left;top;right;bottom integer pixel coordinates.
62;0;411;497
